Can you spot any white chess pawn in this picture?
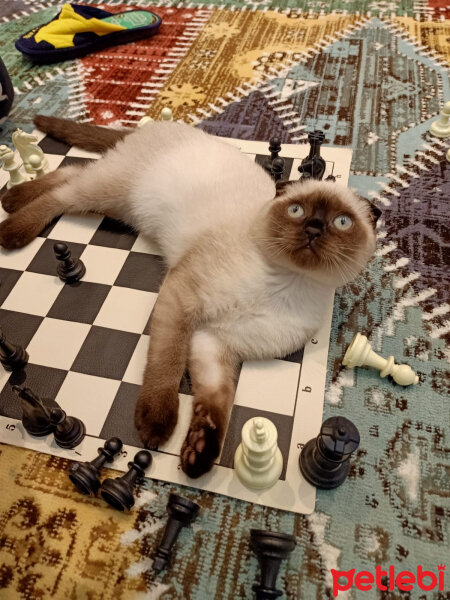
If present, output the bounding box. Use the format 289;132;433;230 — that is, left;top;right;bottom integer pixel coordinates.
12;128;49;174
343;333;419;386
28;154;46;178
429;101;450;138
161;107;173;121
138;115;153;128
0;145;29;188
234;417;283;490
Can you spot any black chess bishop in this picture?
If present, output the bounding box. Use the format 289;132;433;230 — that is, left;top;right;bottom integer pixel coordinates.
0;327;28;371
50;407;86;449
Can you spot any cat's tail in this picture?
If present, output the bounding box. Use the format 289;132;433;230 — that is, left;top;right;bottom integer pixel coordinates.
33;115;131;153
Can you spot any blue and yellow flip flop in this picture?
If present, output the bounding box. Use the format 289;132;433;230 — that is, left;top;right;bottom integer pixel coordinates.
16;3;162;64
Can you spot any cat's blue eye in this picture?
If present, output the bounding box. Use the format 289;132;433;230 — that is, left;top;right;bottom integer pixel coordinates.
287;204;304;218
333;215;353;231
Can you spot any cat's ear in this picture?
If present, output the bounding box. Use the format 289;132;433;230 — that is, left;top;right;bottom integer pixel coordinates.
274;180;297;197
368;202;382;228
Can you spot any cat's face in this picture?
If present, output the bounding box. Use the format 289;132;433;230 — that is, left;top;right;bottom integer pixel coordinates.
262;181;380;286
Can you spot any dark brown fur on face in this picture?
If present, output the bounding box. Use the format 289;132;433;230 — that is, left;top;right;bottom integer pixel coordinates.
264;182;377;286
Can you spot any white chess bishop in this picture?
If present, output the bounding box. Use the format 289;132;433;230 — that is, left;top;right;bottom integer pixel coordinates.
343;333;419;386
234;417;283;490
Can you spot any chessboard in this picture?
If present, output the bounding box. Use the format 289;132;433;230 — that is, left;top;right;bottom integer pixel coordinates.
0;130;352;514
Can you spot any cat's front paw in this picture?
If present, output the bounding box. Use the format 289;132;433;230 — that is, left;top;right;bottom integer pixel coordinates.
0;213;41;249
180;402;222;478
1;180;40;213
134;388;179;449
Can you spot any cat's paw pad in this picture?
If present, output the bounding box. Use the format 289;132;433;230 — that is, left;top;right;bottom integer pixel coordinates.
180;404;221;478
134;393;178;449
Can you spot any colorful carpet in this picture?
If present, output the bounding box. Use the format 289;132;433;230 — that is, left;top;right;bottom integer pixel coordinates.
0;1;449;599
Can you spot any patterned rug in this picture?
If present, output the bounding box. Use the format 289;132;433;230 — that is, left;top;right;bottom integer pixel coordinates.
0;1;449;599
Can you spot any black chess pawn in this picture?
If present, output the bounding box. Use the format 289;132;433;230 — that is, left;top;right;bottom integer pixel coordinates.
250;529;296;600
299;416;360;489
69;437;123;496
53;242;86;283
100;450;152;511
13;385;54;436
0;327;28;371
152;494;200;573
264;137;282;173
270;157;285;182
50;407;86;449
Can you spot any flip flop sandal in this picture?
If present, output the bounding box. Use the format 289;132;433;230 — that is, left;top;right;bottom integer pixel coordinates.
15;3;162;64
0;58;14;124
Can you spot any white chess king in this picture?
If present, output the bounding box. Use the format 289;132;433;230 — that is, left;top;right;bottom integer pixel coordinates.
234;417;283;490
343;333;419;386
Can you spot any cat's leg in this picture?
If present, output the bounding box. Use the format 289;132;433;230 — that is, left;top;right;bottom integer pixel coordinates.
134;275;194;448
180;331;239;478
1;166;78;214
0;164;132;250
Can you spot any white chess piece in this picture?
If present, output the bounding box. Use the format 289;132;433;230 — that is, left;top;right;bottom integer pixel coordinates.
429;102;450;138
161;107;173;121
28;154;46;178
343;333;419;386
234;417;283;490
446;148;450;163
12;128;49;174
138;116;153;127
0;145;29;188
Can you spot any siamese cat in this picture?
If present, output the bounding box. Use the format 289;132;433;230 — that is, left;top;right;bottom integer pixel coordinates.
0;116;380;478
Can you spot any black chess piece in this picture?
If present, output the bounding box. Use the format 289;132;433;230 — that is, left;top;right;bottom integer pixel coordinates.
299;416;360;489
250;529;296;600
50;407;86;449
270;157;285;182
53;242;86;283
298;130;326;181
13;385;54;436
152;494;200;573
69;437;123;496
264;137;282;172
100;450;152;511
0;327;28;371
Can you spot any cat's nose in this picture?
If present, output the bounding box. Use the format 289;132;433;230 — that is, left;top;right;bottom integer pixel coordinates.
305;218;324;239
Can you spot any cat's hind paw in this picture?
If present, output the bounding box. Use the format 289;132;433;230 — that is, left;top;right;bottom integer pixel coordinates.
180;403;221;478
134;390;178;449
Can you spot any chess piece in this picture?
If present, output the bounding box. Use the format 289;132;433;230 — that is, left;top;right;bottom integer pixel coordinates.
12;128;49;174
69;437;123;496
50;407;86;449
298;130;326;181
234;417;283;490
53;242;86;283
0;145;29;188
138;115;153;127
161;107;173;121
429;102;450;138
0;326;28;371
270;157;285;182
12;386;54;437
263;137;282;173
343;332;419;386
100;450;152;511
28;154;46;178
152;494;200;572
446;148;450;163
250;529;296;600
299;416;360;489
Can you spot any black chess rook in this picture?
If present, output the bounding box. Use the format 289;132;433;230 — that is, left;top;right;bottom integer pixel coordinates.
69;437;123;496
50;406;86;449
250;529;296;600
53;242;86;283
152;494;200;573
299;416;360;489
0;326;28;371
100;449;152;511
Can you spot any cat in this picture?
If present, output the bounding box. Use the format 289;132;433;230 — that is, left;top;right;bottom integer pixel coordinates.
0;115;381;478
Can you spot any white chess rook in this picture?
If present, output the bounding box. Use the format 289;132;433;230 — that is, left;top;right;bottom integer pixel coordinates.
234;417;283;490
343;333;419;386
429;101;450;138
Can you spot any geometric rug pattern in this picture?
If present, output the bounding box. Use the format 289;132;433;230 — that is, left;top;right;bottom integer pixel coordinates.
0;0;449;598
